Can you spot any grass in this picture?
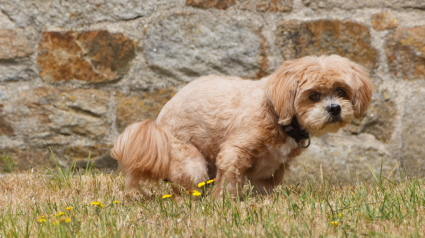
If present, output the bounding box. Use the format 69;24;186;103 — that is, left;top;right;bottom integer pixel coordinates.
0;160;424;237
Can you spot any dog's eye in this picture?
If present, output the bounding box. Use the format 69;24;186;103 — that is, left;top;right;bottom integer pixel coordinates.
309;92;321;102
336;88;346;98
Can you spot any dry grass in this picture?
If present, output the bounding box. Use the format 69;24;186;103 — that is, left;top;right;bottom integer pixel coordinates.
0;163;424;237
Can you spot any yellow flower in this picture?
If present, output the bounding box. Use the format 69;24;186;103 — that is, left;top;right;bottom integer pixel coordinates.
338;213;342;218
113;201;120;204
192;190;201;196
198;182;206;188
54;212;65;218
65;218;71;223
41;215;45;219
111;211;115;215
91;201;104;207
52;221;56;226
66;207;72;211
162;194;172;199
331;221;339;226
37;218;46;223
206;179;214;184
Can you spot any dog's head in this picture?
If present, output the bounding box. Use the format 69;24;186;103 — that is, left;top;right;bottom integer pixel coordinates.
266;55;373;136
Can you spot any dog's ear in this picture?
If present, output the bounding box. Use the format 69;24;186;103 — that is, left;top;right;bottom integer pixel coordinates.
347;62;373;119
266;61;299;125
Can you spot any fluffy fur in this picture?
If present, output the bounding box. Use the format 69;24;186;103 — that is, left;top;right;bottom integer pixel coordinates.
111;55;373;197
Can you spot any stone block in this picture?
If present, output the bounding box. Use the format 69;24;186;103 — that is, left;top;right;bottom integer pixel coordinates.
145;13;263;82
371;12;399;31
0;29;33;59
307;0;425;9
386;25;425;81
255;0;293;12
75;155;118;171
0;147;53;171
0;104;14;136
344;92;396;143
4;87;111;143
0;0;168;27
55;89;110;117
37;31;136;83
275;19;378;69
186;0;236;9
0;64;37;82
116;87;176;131
400;86;425;177
286;133;391;183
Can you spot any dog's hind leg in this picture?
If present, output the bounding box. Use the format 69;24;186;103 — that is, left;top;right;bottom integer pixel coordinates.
124;172;149;196
167;138;209;194
212;144;253;199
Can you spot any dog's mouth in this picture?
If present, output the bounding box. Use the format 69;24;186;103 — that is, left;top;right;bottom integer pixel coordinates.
327;115;343;124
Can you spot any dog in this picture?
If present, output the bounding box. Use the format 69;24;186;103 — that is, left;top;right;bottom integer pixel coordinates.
111;55;373;197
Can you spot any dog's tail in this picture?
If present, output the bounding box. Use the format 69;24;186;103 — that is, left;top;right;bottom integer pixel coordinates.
111;119;170;182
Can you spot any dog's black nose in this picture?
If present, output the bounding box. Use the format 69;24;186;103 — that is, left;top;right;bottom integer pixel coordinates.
327;104;341;115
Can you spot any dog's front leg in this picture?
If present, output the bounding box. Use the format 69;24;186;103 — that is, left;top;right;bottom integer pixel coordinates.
212;144;253;199
248;163;286;195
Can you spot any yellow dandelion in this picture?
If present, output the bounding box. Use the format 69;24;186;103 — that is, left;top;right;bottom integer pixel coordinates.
66;207;72;211
162;194;172;199
331;221;339;226
91;201;104;207
65;218;71;223
206;179;214;184
52;221;56;226
198;182;206;188
41;215;45;219
338;213;343;218
113;201;120;204
37;218;46;223
54;212;65;218
192;190;201;196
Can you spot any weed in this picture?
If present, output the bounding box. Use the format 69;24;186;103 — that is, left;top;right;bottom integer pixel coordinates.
1;152;16;173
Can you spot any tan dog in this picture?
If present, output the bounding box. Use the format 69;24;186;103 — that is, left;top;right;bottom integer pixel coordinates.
111;55;373;197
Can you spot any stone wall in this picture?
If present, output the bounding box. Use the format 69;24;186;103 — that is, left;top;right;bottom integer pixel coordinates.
0;0;424;182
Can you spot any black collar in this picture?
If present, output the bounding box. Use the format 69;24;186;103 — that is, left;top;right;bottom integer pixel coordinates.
281;117;311;148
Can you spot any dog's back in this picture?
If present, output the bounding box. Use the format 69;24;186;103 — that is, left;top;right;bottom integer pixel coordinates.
156;75;267;159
